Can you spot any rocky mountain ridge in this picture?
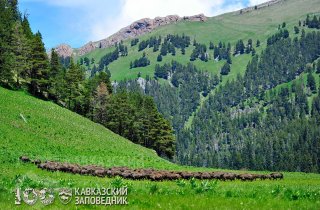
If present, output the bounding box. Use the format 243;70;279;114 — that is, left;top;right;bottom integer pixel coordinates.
54;14;208;58
54;0;284;58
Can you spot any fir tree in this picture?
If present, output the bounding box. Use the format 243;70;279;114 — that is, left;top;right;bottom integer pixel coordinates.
64;59;85;110
256;40;260;47
29;32;50;98
92;82;110;125
220;62;231;75
10;21;31;88
307;73;317;93
0;0;15;87
317;60;320;74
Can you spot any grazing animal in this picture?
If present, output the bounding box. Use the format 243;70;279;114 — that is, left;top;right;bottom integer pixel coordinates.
223;173;237;181
270;172;283;180
94;169;107;177
31;159;41;165
238;174;254;181
24;158;284;182
211;172;224;180
19;156;30;163
200;172;211;179
179;172;193;179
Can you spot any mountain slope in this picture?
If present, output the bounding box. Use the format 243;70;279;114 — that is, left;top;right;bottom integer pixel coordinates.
1;87;320;210
0;87;177;170
76;0;320;81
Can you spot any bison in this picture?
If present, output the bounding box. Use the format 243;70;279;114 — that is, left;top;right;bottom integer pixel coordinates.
223;172;237;181
237;173;254;181
270;172;283;180
19;156;30;163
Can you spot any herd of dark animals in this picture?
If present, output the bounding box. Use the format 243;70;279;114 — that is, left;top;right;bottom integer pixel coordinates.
20;156;284;181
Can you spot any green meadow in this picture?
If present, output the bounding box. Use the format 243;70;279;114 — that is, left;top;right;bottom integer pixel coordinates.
0;87;320;209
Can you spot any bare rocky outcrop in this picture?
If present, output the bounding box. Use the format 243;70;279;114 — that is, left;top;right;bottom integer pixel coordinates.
77;42;96;58
53;44;74;58
54;14;208;57
89;14;208;55
238;0;283;14
53;0;285;57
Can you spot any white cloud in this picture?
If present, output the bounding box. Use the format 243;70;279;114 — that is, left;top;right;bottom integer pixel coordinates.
23;0;250;44
248;0;269;6
91;0;246;41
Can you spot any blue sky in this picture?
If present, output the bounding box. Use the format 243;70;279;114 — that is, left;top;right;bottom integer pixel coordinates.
19;0;267;49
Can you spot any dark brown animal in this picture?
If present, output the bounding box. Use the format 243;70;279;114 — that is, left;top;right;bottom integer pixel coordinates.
149;172;164;181
179;172;193;179
211;172;225;180
200;172;211;179
270;172;283;180
238;173;254;181
132;172;144;180
30;159;285;182
94;169;107;177
191;172;202;179
19;156;30;163
223;172;237;181
31;159;41;165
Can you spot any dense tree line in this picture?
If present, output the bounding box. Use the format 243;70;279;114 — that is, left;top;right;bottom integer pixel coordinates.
0;0;50;98
305;14;320;29
234;39;245;55
213;42;232;63
190;43;208;61
130;52;150;68
131;38;139;46
103;90;175;158
116;41;128;56
267;29;289;45
138;36;161;51
120;61;220;133
165;34;191;49
160;39;175;57
177;30;320;172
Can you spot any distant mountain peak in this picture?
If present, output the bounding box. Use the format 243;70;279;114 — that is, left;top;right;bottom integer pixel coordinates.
54;14;208;57
53;0;285;58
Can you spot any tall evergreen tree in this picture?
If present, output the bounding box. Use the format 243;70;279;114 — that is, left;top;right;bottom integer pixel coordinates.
29;32;50;98
61;59;84;111
307;73;317;93
10;21;31;88
0;0;15;87
221;62;231;75
92;82;110;125
48;49;64;99
317;60;320;74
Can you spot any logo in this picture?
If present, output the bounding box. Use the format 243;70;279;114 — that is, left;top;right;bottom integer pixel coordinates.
22;188;38;206
39;188;55;205
58;188;72;204
14;188;22;205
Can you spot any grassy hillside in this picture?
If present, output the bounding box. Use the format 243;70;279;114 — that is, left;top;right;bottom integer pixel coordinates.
78;0;320;81
0;87;180;170
1;87;320;209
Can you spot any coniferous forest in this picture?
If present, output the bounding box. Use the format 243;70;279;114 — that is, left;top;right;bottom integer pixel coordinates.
1;0;320;174
118;27;320;173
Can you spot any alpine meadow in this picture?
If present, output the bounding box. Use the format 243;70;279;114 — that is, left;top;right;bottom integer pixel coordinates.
0;0;320;209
